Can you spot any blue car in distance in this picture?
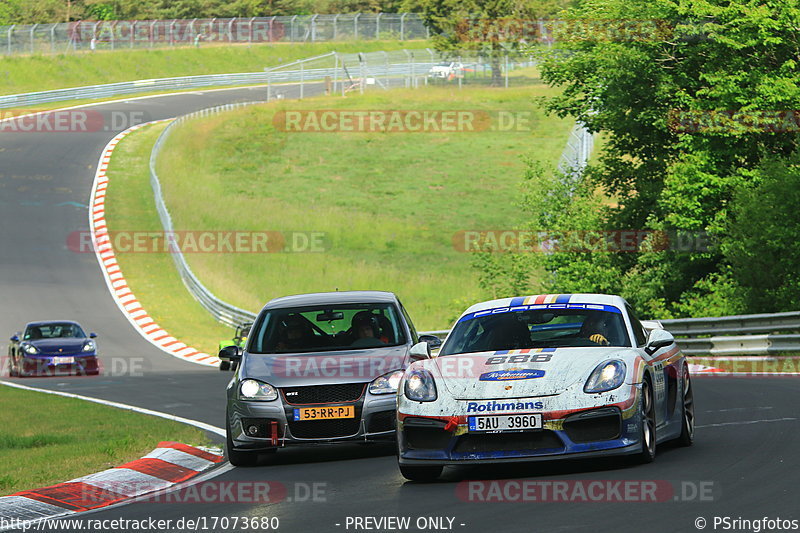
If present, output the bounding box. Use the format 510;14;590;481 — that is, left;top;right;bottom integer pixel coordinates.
8;321;99;377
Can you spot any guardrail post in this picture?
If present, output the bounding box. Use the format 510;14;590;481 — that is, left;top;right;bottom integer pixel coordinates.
310;14;318;42
49;23;56;52
354;13;360;40
149;21;156;48
300;61;304;99
333;14;339;40
333;53;339;94
110;21;117;50
248;17;255;45
7;25;14;55
228;18;235;43
290;15;297;42
376;12;382;39
400;13;408;40
30;23;37;54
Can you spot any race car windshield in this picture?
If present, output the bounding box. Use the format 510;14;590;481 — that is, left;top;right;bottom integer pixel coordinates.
439;306;631;356
248;303;407;354
23;323;86;340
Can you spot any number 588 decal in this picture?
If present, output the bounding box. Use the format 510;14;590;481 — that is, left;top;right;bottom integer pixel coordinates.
486;353;554;365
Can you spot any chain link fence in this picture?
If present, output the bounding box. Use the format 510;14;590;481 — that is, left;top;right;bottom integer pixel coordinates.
0;14;429;55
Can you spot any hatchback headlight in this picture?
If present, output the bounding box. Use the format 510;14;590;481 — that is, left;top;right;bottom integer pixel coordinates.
369;370;404;395
82;340;96;352
404;369;437;402
239;379;278;401
584;360;626;393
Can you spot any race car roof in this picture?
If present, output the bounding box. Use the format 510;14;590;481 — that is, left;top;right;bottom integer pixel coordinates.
458;293;628;319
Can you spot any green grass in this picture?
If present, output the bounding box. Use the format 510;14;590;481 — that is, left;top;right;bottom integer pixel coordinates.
153;81;572;329
103;122;235;354
0;386;209;496
0;40;425;96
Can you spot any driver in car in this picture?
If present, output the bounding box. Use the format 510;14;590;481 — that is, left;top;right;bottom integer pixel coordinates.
580;312;612;346
351;311;388;348
276;315;312;351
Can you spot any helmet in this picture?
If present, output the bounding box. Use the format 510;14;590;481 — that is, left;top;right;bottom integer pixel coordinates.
352;311;380;337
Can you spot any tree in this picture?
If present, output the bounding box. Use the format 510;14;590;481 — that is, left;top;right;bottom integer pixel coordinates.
408;0;571;85
525;0;800;316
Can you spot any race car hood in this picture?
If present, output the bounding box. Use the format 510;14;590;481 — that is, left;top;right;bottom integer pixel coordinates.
242;346;409;387
26;338;89;355
432;348;632;400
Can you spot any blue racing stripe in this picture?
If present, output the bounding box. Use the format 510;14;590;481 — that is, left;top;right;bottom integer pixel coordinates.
509;297;526;307
555;294;572;304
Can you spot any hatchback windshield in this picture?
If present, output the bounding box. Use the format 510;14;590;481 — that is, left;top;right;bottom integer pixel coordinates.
249;303;406;354
24;323;86;340
439;305;631;356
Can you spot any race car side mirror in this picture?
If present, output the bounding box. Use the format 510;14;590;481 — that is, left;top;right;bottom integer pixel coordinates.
219;345;242;362
645;329;675;355
10;334;19;343
409;341;431;361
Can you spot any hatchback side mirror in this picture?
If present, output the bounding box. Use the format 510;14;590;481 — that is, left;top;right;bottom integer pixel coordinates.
10;334;19;343
219;345;242;362
89;332;97;339
418;334;442;349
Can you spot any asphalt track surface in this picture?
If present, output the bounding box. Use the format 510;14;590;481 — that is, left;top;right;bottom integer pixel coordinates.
1;84;799;533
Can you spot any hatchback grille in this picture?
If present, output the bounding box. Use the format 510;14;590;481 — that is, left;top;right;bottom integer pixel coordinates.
280;383;366;405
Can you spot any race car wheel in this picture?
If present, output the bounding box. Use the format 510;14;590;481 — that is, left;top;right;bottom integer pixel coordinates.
676;366;695;447
399;464;443;482
225;419;260;467
636;377;657;463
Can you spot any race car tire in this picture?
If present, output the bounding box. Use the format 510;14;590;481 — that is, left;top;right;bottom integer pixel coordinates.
676;366;695;447
399;464;443;482
225;419;260;467
635;377;657;464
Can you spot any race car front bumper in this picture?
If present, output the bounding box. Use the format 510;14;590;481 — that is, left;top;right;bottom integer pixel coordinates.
397;388;644;465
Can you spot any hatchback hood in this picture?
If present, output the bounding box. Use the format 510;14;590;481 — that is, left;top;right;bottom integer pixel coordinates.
434;348;631;400
243;346;409;387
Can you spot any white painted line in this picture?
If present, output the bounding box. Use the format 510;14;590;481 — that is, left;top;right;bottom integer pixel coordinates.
696;417;798;429
0;380;224;436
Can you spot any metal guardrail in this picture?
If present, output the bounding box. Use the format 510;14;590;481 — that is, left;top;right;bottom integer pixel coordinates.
0;62;436;109
149;101;262;329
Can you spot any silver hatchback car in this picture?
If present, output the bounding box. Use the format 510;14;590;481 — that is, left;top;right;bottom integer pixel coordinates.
223;291;437;466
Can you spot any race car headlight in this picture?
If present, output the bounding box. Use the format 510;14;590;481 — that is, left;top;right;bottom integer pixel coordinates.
82;340;96;352
239;379;278;401
404;369;437;402
369;370;404;395
584;360;626;393
21;343;39;355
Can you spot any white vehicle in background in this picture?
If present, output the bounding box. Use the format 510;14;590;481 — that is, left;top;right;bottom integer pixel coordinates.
427;61;465;80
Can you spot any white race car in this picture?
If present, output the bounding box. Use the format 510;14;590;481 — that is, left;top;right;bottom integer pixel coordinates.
396;293;694;481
